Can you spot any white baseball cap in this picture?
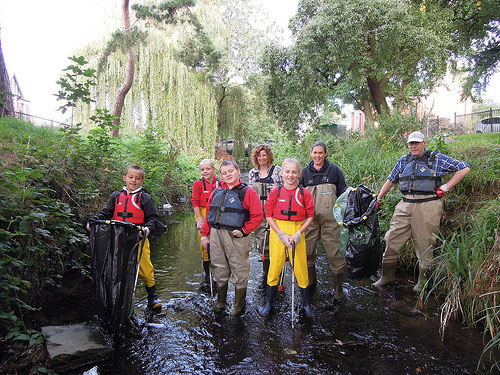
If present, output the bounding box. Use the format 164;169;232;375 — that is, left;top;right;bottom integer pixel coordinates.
407;131;425;143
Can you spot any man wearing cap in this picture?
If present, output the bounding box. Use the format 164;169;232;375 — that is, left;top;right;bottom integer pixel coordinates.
373;131;470;292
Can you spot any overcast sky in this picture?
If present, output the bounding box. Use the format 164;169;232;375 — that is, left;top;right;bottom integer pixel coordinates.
0;0;497;124
0;0;298;123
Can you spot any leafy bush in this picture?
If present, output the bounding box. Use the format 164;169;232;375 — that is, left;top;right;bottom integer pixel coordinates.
0;155;89;341
0;117;197;342
372;110;424;149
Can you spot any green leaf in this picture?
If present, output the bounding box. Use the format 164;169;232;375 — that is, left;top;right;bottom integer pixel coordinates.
30;212;47;219
34;228;51;237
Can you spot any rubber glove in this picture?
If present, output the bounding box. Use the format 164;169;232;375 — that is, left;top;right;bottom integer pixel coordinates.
435;183;448;198
277;230;290;246
196;217;204;230
291;231;302;245
201;236;210;249
140;226;150;238
232;229;243;238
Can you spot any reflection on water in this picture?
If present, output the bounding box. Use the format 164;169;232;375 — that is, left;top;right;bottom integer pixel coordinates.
91;207;490;375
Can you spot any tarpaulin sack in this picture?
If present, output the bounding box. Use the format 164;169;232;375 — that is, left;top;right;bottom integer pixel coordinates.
333;189;350;256
89;220;140;332
343;185;381;278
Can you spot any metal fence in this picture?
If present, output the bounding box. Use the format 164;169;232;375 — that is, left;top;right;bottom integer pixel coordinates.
426;107;500;137
13;111;70;128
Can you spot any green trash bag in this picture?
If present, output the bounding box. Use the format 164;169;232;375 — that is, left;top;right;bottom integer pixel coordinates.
333;189;351;256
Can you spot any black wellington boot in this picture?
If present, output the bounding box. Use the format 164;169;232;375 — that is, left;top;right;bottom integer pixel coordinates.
258;285;278;316
203;261;211;284
299;287;313;318
145;285;162;310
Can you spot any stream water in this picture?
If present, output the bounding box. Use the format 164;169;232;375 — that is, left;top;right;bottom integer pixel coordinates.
83;205;493;375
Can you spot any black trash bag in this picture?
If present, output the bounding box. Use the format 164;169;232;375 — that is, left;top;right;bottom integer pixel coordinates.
89;220;141;332
343;185;381;278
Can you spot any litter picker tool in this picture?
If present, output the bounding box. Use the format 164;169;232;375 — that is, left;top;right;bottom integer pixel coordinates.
208;244;214;305
278;256;287;292
279;237;289;292
278;263;286;292
261;224;269;262
129;227;146;318
290;240;296;328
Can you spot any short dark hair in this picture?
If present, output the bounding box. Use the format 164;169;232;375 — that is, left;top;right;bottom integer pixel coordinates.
220;160;240;171
125;165;145;178
311;141;327;153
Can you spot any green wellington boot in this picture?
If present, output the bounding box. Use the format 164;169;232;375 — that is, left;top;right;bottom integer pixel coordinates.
232;287;247;316
413;267;429;293
213;283;228;312
373;262;397;288
332;272;345;300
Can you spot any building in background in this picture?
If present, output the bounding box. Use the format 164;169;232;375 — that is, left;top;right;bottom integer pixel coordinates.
419;72;475;134
10;74;30;120
350;110;365;133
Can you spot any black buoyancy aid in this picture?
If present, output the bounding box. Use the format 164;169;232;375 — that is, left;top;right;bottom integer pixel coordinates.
304;163;332;186
273;185;306;221
112;191;144;224
251;165;277;201
200;178;220;206
207;183;250;230
399;150;441;194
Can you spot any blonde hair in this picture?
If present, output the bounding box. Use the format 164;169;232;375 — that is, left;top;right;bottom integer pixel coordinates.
282;158;301;171
199;159;215;170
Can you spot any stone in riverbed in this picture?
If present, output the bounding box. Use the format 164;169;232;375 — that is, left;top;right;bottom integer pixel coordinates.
42;323;112;372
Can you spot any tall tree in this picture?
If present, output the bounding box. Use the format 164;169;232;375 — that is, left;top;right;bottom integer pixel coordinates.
0;31;14;117
176;0;277;136
422;0;500;97
111;0;134;137
99;0;196;137
262;0;452;131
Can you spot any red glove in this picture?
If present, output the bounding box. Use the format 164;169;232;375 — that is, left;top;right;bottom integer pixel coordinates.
375;200;380;210
435;186;447;198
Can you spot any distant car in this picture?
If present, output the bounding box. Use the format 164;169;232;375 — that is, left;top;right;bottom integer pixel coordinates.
475;117;500;133
221;139;250;156
222;139;234;154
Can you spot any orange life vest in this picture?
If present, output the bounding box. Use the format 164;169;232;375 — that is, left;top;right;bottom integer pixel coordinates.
199;178;220;207
112;191;144;224
272;186;306;221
